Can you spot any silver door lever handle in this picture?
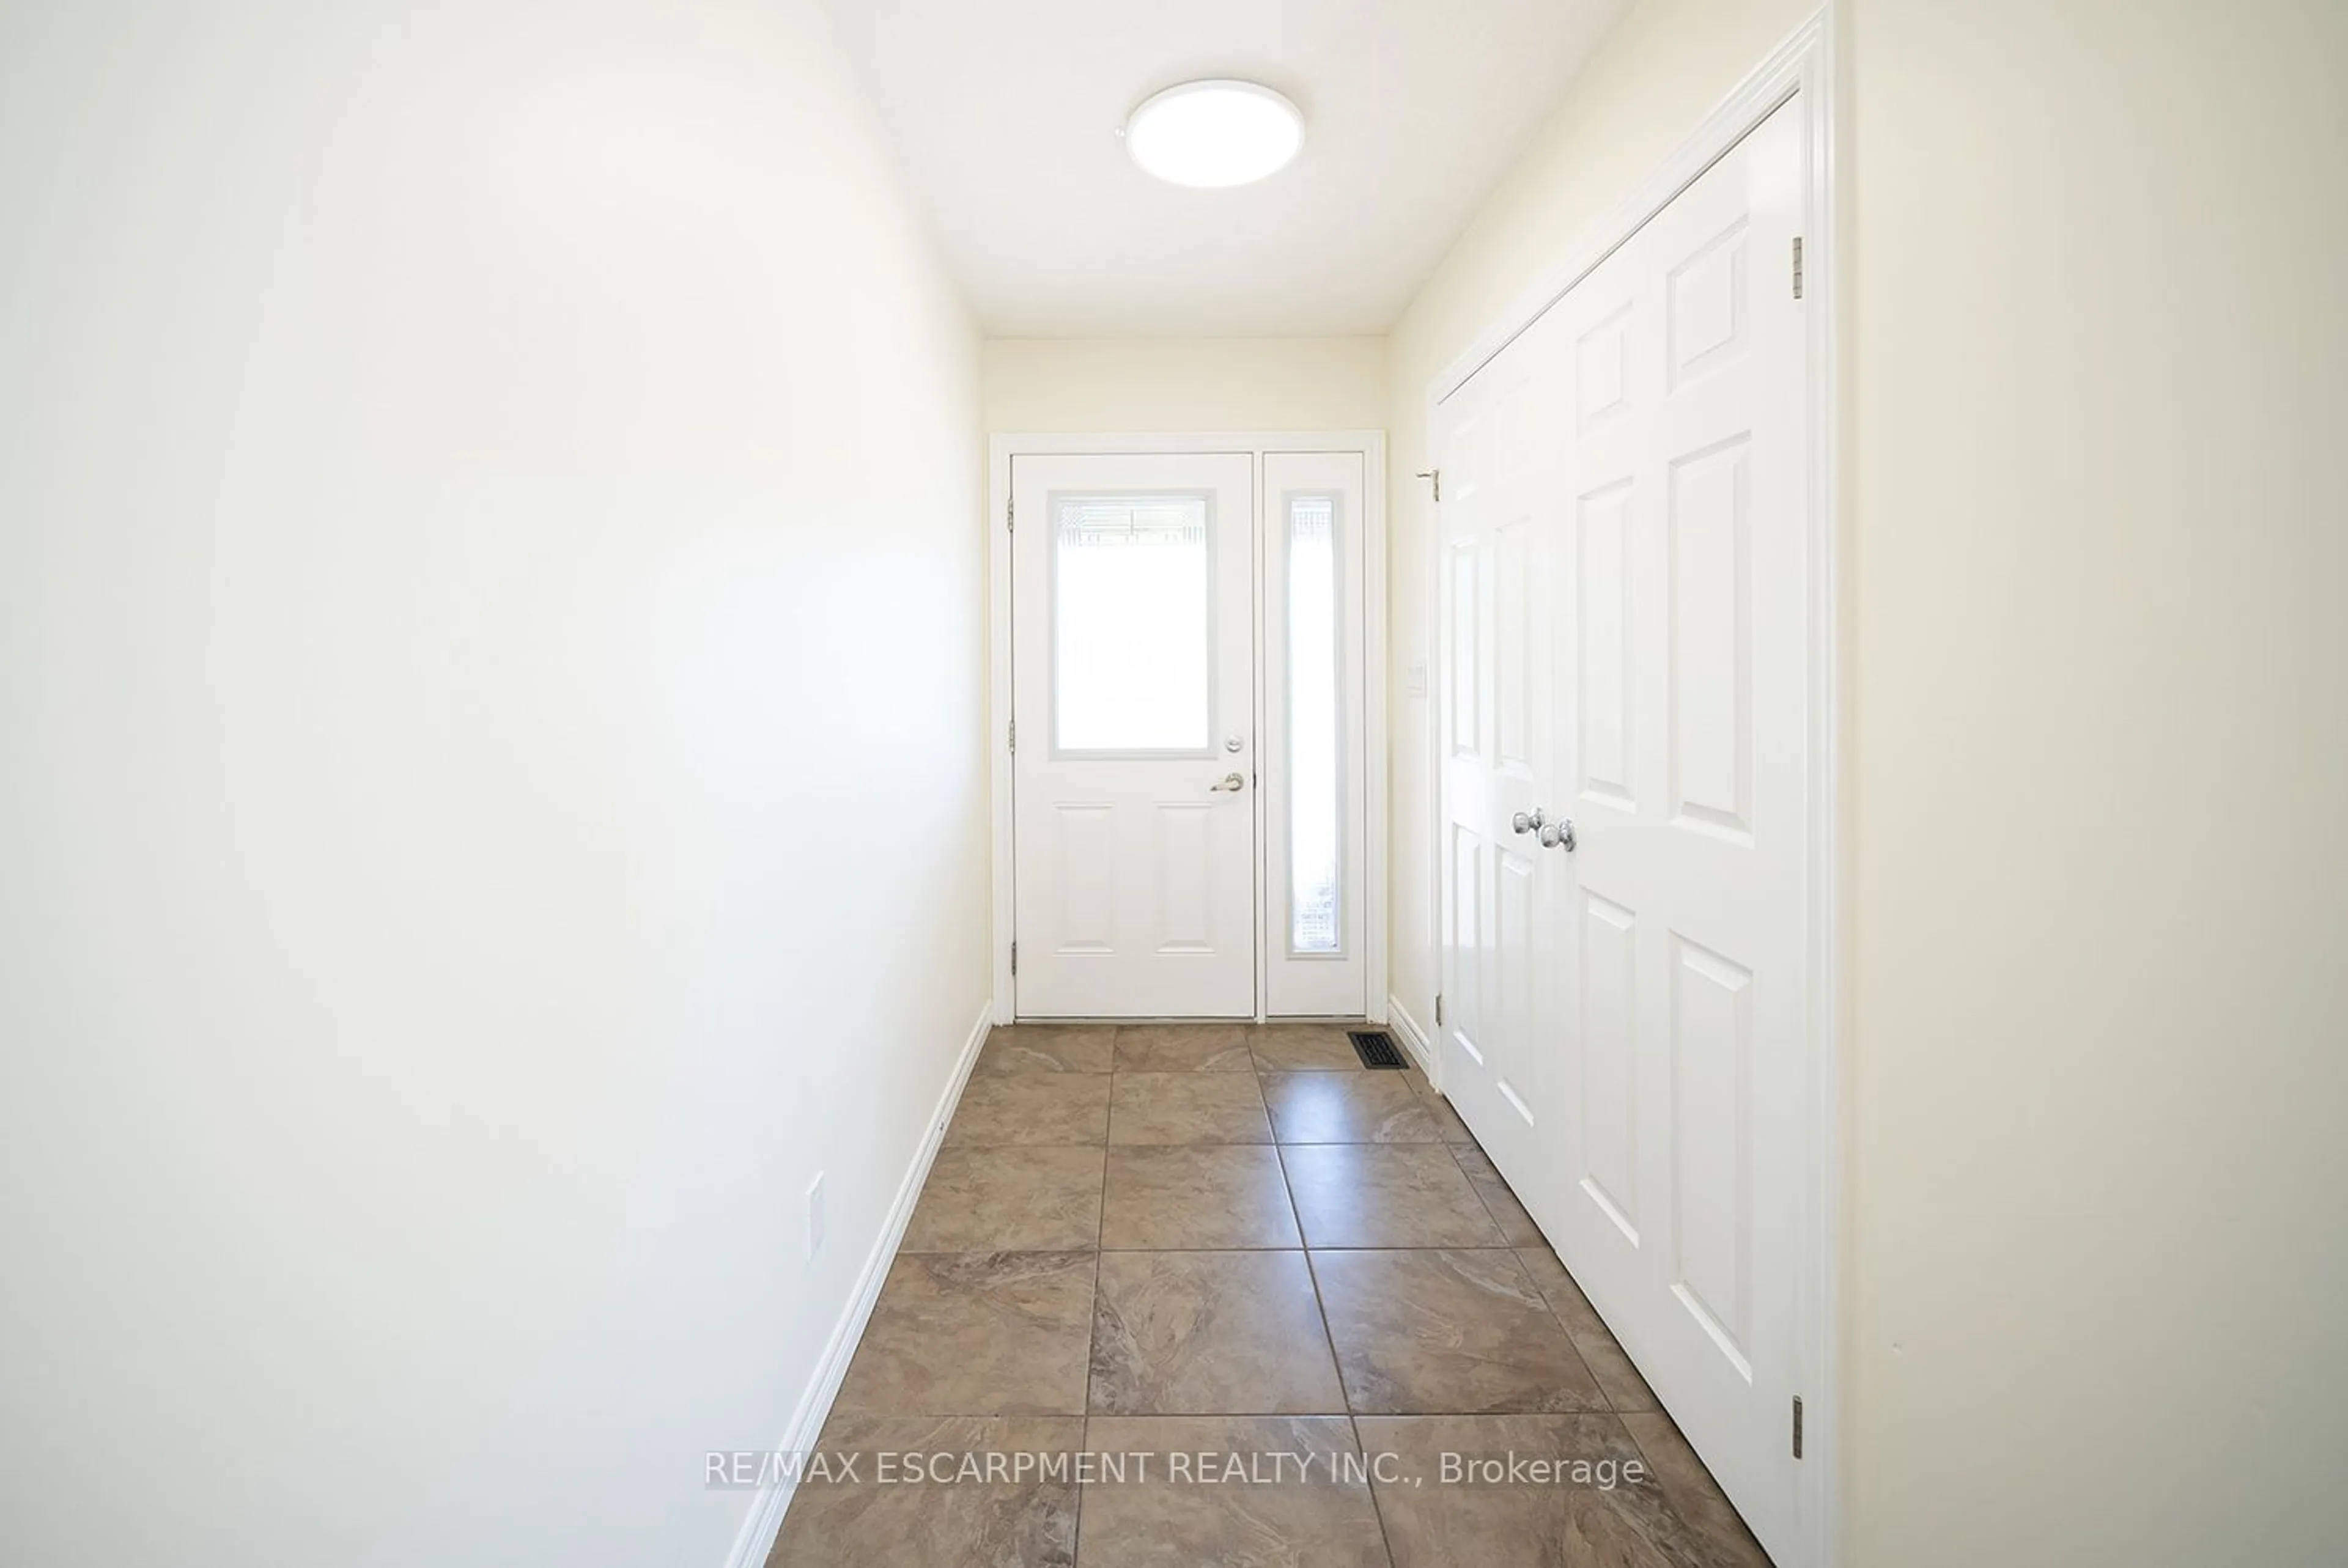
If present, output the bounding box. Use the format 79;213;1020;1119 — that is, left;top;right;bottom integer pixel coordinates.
1210;773;1246;792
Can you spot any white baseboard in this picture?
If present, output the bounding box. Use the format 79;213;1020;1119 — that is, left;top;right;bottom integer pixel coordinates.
1385;995;1437;1087
720;999;994;1568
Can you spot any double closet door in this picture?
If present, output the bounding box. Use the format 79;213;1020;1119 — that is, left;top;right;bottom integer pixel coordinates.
1008;448;1371;1021
1437;98;1817;1562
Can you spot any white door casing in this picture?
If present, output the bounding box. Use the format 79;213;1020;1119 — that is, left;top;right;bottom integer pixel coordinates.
1436;96;1813;1560
1010;452;1257;1018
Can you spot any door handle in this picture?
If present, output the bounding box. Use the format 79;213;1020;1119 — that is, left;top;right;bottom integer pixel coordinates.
1539;818;1578;852
1209;773;1246;793
1512;808;1546;834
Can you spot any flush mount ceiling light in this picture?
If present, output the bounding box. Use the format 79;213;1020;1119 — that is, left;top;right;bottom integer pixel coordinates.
1123;79;1304;189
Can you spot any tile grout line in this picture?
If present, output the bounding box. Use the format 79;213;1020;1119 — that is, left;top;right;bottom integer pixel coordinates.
1272;1094;1405;1568
1430;1139;1625;1414
1294;1199;1403;1568
1516;1252;1630;1415
1069;1030;1123;1567
1447;1137;1533;1247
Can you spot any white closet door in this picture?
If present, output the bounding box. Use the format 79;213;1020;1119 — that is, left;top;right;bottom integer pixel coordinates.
1434;309;1573;1188
1436;96;1814;1561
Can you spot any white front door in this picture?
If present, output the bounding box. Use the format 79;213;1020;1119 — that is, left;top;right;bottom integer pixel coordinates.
1437;97;1814;1560
1010;453;1257;1018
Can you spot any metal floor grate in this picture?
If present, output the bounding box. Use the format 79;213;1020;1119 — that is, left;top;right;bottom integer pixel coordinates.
1347;1029;1408;1069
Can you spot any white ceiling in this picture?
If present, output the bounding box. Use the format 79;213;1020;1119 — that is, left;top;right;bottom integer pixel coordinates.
822;0;1631;337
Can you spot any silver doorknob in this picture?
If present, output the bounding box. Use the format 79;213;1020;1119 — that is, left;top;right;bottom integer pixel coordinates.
1512;808;1546;834
1539;819;1578;852
1209;772;1246;793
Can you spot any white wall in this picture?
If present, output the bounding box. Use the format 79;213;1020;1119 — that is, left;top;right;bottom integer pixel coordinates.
983;337;1386;433
1387;0;2348;1561
1844;1;2348;1561
0;3;986;1566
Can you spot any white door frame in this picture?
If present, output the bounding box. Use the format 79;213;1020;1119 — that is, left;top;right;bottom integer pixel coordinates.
989;430;1389;1026
1420;12;1840;1566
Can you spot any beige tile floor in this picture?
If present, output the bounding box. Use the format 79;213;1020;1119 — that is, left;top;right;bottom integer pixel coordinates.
773;1022;1772;1568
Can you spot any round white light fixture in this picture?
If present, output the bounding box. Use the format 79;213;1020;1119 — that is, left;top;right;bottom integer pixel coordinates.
1123;79;1303;189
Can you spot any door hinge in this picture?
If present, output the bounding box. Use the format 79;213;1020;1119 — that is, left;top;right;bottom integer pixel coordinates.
1791;237;1804;300
1008;718;1016;753
1006;495;1014;530
1416;468;1442;502
1792;1395;1805;1459
1010;941;1017;976
1434;993;1444;1028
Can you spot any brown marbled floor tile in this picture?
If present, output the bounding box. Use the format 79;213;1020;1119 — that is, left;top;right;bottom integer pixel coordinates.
831;1251;1096;1416
1513;1246;1661;1412
1450;1144;1546;1246
1088;1251;1346;1415
1619;1410;1774;1568
1075;1415;1392;1568
947;1073;1113;1147
1100;1145;1301;1250
1249;1023;1370;1072
1408;1086;1481;1147
1107;1072;1273;1145
1569;1336;1658;1415
1112;1023;1255;1072
973;1025;1119;1075
1313;1249;1606;1415
1280;1143;1507;1248
1261;1071;1441;1144
903;1146;1106;1253
770;1415;1082;1568
1356;1413;1710;1568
